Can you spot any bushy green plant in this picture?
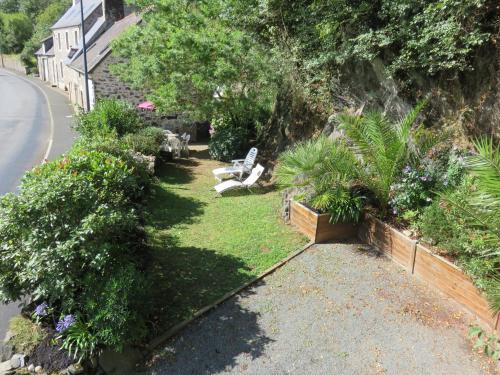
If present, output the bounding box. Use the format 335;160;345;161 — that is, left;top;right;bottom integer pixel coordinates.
122;126;165;156
389;165;434;216
208;125;249;162
417;173;499;312
0;146;151;354
276;136;364;223
75;99;143;138
338;101;425;214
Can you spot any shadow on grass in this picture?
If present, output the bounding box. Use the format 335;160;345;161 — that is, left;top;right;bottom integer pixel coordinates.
215;184;278;198
155;158;200;186
148;241;256;335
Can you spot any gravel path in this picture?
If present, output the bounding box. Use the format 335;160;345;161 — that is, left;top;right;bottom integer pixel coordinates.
144;243;496;374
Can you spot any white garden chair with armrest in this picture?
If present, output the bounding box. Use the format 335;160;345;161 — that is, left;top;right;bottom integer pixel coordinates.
181;134;190;157
214;164;265;194
212;147;258;181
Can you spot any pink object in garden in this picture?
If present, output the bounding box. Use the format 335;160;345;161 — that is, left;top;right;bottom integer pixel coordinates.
137;101;156;111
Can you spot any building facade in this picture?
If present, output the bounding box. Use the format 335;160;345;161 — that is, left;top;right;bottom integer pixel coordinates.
36;0;126;107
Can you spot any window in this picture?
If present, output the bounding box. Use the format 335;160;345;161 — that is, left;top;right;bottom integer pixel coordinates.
58;33;61;50
74;30;78;45
60;62;64;79
66;31;69;49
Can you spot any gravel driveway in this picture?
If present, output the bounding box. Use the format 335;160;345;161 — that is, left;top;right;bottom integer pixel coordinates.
144;243;496;374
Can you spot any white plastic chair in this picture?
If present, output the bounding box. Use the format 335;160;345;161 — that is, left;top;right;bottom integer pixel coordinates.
214;164;265;194
181;134;190;157
212;147;258;181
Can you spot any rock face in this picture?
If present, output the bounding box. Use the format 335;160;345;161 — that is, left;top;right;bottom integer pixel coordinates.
9;354;25;369
0;345;13;363
259;49;499;158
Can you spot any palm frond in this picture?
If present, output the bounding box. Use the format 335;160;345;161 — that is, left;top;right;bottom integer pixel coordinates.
338;103;425;211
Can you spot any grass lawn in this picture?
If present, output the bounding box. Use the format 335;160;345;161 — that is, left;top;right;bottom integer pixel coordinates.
145;147;307;334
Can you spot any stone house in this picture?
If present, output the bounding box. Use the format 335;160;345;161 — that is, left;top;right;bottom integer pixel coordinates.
37;0;203;140
36;0;127;105
67;14;201;139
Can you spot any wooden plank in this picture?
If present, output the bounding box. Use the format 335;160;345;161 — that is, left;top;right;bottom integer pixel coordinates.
414;245;495;328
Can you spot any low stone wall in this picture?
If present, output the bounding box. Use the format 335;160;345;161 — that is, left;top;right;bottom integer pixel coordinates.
1;55;26;75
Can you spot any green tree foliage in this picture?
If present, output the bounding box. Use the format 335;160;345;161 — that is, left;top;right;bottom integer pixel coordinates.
20;0;71;71
0;12;33;54
113;0;279;130
235;0;497;76
0;0;20;13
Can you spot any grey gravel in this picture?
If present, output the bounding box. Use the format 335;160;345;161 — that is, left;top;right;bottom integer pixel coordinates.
145;243;496;375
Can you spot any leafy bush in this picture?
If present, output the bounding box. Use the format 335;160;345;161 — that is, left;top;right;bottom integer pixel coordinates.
389;165;434;216
122;126;165;157
416;137;500;313
0;146;151;355
209;125;249;162
75;99;143;138
276;137;364;223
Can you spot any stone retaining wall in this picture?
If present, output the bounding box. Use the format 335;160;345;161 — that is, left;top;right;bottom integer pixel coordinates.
1;55;26;75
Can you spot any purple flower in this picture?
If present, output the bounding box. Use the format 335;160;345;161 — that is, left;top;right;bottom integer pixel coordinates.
34;302;48;317
56;315;75;333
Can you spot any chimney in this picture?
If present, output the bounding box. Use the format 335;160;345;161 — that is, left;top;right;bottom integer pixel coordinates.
104;0;125;22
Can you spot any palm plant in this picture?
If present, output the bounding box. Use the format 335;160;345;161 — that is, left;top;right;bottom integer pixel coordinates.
450;137;500;256
439;137;499;313
276;136;363;223
338;101;426;214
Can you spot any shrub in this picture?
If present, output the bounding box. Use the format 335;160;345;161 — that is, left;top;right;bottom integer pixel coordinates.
416;174;499;312
75;99;143;138
338;101;426;214
209;125;249;162
122;126;165;157
0;146;151;355
389;165;434;216
276;137;364;223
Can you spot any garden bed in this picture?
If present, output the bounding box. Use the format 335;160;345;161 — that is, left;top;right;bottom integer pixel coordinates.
287;206;498;333
358;214;500;333
289;201;358;243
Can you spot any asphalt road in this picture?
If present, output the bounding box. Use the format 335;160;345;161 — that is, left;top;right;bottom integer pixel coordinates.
0;68;75;341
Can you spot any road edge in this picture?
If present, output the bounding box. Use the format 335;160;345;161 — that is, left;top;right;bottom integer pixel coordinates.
1;69;63;162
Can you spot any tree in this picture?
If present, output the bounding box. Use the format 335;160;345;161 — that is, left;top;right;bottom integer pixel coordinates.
0;12;33;54
112;0;279;131
0;0;20;13
20;0;71;71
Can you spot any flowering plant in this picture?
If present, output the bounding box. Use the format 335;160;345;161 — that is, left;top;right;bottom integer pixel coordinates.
389;165;434;216
56;315;76;333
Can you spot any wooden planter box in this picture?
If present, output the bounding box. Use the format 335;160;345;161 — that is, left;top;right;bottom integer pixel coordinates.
358;214;500;333
289;201;358;243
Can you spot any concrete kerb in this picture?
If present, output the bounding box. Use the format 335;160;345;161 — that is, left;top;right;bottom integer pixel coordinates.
146;241;314;352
